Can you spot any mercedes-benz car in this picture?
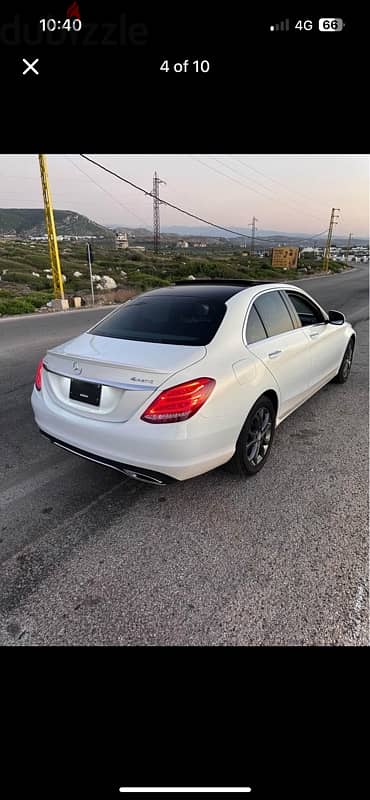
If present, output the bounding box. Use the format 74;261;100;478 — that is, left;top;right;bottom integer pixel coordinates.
31;280;355;485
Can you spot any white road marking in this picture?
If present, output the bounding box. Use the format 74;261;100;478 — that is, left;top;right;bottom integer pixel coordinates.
352;582;368;641
0;461;74;509
354;583;365;614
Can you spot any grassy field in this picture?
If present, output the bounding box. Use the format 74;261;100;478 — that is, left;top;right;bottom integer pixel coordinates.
0;239;346;315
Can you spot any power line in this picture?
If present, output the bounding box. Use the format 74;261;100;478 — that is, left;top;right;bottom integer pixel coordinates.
211;158;275;194
79;154;282;244
230;156;329;215
190;156;273;199
289;228;329;243
65;156;152;230
202;156;327;224
79;155;331;247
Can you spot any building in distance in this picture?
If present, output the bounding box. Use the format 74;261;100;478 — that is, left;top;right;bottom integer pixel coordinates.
116;232;129;249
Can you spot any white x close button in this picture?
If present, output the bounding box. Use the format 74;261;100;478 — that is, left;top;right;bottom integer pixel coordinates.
22;58;39;75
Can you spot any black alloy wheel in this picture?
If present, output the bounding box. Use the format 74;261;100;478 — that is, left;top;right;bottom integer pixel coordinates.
333;339;355;383
226;395;276;477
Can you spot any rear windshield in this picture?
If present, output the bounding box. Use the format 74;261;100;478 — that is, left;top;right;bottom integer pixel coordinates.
90;296;227;345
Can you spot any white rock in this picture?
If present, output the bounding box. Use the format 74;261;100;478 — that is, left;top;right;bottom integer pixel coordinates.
187;275;196;280
101;275;117;289
73;271;82;277
92;274;101;282
46;275;52;280
120;271;127;277
32;272;40;277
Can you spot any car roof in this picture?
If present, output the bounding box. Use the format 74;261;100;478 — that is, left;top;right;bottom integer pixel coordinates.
139;279;303;303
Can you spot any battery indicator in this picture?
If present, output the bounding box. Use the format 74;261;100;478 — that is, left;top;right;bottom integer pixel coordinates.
319;18;344;31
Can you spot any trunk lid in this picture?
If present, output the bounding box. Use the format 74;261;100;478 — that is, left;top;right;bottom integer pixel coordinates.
43;333;207;422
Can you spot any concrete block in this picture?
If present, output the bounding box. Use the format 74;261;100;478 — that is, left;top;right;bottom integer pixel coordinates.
51;299;69;311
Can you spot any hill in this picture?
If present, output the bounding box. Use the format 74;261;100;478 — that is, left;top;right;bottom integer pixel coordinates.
102;224;369;246
0;209;114;239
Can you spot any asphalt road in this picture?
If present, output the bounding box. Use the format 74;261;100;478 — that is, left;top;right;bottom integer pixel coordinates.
0;266;368;645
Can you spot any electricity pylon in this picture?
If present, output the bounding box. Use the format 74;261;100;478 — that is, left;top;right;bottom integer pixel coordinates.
153;171;166;253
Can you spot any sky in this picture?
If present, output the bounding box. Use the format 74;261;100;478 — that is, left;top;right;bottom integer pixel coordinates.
0;154;368;237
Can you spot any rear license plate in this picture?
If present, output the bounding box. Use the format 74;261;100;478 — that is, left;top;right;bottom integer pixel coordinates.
69;379;102;406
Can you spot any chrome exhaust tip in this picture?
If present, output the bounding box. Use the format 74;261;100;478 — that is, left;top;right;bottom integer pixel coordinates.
122;469;166;486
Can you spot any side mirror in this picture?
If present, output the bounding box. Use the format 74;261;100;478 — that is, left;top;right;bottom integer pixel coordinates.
327;309;345;325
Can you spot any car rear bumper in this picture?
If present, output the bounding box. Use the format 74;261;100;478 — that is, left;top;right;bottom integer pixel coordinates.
39;430;176;485
31;388;236;482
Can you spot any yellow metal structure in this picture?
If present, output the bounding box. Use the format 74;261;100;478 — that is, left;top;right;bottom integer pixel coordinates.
38;155;65;299
271;246;299;269
323;208;340;272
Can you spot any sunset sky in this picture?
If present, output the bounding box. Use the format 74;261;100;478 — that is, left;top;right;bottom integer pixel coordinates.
0;154;368;236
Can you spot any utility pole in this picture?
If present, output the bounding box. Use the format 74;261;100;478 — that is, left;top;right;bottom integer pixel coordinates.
346;232;353;265
38;155;65;304
86;242;95;305
152;171;166;254
249;216;258;256
323;208;340;272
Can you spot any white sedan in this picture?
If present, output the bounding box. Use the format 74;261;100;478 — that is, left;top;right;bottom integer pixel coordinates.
31;280;356;485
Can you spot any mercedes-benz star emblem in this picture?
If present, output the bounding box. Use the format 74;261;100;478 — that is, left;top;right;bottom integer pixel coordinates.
72;361;82;375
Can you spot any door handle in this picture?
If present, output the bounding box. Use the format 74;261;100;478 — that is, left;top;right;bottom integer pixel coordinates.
268;350;282;358
310;332;320;339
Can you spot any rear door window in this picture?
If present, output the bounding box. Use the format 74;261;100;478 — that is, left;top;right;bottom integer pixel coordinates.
254;291;295;338
246;304;268;344
90;295;227;345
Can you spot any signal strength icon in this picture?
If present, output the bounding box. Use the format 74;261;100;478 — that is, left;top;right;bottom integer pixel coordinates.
270;19;290;31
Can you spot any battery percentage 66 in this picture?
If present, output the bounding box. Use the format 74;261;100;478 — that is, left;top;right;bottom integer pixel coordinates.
319;18;344;31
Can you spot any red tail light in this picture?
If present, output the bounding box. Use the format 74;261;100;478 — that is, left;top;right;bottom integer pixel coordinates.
141;378;216;424
35;358;44;391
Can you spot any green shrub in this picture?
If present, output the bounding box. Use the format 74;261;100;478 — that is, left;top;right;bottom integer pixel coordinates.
0;297;35;315
0;291;53;315
2;271;51;290
127;273;171;289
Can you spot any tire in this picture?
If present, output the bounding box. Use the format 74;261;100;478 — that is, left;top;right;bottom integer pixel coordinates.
332;339;355;384
226;395;276;477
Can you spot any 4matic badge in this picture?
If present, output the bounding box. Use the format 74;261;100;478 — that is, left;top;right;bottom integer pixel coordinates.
130;377;154;383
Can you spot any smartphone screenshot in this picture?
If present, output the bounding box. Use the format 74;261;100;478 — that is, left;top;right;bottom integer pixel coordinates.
1;4;368;798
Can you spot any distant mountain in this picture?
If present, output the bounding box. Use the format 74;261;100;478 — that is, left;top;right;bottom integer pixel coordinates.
107;222;368;245
0;209;114;238
161;225;272;238
161;225;307;239
160;226;368;243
